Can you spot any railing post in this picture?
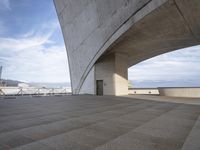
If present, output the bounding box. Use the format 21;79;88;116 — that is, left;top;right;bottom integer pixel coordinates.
0;88;5;96
52;88;54;95
38;89;40;96
17;88;22;96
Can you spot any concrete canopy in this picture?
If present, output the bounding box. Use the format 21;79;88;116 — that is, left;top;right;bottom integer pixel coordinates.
54;0;200;95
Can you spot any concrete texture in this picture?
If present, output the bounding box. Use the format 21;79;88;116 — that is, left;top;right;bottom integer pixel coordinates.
95;53;128;96
125;95;200;105
129;88;200;98
79;67;95;95
0;95;200;150
129;88;159;95
158;87;200;98
54;0;200;95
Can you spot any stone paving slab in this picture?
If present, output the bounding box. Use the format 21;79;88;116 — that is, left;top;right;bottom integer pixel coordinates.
0;95;199;150
181;116;200;150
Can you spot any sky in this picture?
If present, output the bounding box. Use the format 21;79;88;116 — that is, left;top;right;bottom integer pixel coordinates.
0;0;200;87
0;0;69;83
129;45;200;87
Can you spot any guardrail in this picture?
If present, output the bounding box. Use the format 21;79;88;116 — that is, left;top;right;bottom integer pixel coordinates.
0;87;71;96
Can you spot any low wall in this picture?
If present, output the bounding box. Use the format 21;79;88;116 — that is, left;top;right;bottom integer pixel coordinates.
129;87;200;98
158;87;200;98
129;88;159;95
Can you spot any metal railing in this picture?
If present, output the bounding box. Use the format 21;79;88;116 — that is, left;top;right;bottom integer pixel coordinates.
0;87;71;97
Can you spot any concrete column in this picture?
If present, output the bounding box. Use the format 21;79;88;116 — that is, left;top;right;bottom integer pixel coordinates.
95;53;128;96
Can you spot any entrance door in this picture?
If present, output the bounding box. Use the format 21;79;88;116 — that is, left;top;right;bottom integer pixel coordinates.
96;80;103;95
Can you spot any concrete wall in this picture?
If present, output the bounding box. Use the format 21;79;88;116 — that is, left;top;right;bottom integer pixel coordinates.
129;88;159;95
129;88;200;98
159;88;200;98
114;53;128;96
54;0;200;95
95;54;115;95
95;53;128;95
79;67;95;95
54;0;168;94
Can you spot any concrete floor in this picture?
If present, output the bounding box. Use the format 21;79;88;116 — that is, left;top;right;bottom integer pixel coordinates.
125;95;200;105
0;95;200;150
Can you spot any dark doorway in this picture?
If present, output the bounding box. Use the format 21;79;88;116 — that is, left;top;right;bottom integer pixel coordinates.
96;80;103;95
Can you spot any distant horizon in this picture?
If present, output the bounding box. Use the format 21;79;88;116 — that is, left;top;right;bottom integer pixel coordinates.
2;78;200;89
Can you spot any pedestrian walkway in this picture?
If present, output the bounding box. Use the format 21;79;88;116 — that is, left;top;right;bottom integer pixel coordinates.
0;95;199;150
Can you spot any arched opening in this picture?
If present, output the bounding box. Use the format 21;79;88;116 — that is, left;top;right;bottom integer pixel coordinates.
128;45;200;97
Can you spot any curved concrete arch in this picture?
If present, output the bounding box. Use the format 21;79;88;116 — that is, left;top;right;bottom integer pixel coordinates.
54;0;200;95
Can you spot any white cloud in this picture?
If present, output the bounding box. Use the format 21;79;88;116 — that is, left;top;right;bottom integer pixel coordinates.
128;45;200;83
0;0;11;10
0;21;70;83
2;45;70;83
0;36;50;52
0;21;59;52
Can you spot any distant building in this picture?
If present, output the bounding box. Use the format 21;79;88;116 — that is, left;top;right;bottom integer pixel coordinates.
18;83;29;88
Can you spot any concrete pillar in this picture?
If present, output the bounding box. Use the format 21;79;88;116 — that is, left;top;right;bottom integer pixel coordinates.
95;53;128;96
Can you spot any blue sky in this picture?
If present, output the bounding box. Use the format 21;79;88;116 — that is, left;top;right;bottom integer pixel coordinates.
0;0;200;87
0;0;69;83
129;45;200;87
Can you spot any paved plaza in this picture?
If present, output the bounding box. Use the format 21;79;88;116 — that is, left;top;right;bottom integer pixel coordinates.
0;95;200;150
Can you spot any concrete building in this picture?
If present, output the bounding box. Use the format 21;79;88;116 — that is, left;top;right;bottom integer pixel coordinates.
18;83;30;88
54;0;200;95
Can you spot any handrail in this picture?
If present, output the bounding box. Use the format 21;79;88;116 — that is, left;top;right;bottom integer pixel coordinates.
0;87;71;96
